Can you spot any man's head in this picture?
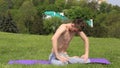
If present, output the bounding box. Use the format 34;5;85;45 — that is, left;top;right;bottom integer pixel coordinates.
72;18;86;31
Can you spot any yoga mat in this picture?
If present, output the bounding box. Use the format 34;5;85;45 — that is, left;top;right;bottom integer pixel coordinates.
90;58;110;64
8;58;110;65
8;60;50;65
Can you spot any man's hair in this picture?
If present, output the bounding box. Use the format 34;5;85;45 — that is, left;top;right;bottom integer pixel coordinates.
72;18;83;24
72;18;86;31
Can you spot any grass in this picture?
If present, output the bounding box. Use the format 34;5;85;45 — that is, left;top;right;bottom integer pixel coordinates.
0;32;120;68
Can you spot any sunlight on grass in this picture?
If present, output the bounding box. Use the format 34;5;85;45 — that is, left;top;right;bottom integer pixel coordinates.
0;32;120;68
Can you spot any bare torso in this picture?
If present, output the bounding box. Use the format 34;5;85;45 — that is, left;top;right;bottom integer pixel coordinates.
57;29;75;53
52;24;77;53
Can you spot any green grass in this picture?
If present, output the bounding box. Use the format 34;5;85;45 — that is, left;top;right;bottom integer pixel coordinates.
0;32;120;68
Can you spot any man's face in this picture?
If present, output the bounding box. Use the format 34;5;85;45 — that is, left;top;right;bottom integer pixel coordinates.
70;24;80;32
70;22;86;32
75;22;86;31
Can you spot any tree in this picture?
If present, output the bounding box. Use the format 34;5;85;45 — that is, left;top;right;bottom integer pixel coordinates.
53;0;66;12
32;0;44;6
64;6;94;20
43;17;62;34
11;0;25;9
17;0;37;33
104;12;120;38
0;0;9;15
99;2;112;13
30;15;44;34
0;11;18;33
92;13;108;37
49;0;55;4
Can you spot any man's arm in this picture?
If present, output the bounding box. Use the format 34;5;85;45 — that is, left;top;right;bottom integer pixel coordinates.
78;31;89;61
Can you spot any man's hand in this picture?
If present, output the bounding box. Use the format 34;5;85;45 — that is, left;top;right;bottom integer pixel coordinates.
56;55;69;62
80;54;88;62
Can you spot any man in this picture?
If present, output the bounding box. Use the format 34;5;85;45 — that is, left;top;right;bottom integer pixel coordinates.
49;18;90;65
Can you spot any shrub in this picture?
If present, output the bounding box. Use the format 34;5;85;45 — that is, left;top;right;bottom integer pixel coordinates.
43;17;62;34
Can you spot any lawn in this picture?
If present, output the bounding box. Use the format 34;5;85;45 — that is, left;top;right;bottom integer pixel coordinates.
0;32;120;68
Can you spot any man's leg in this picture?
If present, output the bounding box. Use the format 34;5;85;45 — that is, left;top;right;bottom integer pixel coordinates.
68;57;90;64
49;53;68;66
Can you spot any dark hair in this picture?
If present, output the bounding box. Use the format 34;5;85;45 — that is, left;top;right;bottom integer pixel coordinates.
72;18;86;31
72;18;83;24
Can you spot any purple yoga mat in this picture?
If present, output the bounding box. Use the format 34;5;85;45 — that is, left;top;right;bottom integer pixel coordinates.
8;58;110;65
8;60;50;65
90;58;110;64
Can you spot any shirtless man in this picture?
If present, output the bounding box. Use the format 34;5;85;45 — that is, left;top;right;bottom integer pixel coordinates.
49;18;90;65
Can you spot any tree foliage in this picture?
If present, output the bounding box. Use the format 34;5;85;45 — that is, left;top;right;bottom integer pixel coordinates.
43;17;62;34
0;12;18;33
0;0;120;38
64;6;94;20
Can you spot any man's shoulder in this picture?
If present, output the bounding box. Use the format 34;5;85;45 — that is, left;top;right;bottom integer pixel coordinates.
56;24;67;32
58;24;67;28
60;24;66;27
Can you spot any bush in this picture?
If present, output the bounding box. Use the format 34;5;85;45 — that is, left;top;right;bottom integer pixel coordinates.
64;6;94;20
105;12;120;38
0;13;18;33
43;17;63;34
